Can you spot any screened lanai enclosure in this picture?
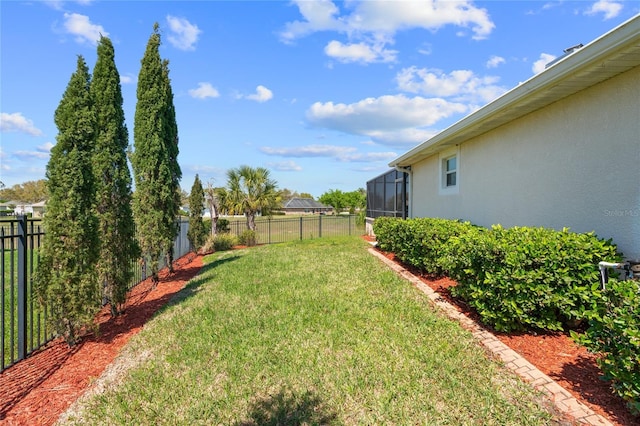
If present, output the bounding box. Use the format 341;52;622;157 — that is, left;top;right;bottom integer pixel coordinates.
365;169;409;234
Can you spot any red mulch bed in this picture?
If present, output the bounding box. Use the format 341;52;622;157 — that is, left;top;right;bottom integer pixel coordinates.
0;253;204;425
370;240;638;426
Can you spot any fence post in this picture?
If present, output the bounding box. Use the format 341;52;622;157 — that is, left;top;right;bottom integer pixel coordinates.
17;215;27;361
319;214;322;238
299;217;303;240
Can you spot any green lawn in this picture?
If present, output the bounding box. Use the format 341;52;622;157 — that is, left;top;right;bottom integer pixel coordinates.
61;236;555;425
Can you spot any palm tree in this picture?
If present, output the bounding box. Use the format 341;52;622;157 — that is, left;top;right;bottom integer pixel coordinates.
217;165;280;231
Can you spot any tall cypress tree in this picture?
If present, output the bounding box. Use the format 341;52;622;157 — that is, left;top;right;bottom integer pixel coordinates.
91;35;140;316
131;23;181;284
160;56;182;271
35;56;99;346
187;174;207;251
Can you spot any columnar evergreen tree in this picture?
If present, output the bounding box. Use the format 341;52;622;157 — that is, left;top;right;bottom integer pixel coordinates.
217;165;280;231
35;56;99;346
131;23;182;284
91;35;140;316
187;174;207;251
161;57;182;271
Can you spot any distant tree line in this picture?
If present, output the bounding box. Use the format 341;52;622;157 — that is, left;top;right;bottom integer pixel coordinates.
0;179;48;204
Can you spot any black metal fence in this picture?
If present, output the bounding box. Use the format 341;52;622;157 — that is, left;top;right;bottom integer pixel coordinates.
226;214;362;244
0;216;190;372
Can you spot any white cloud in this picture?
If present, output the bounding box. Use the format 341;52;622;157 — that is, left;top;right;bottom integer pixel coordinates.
279;0;346;42
11;142;53;161
62;12;107;45
261;145;354;158
281;0;494;42
166;16;201;51
266;161;303;171
120;73;135;84
585;0;623;20
186;164;225;175
260;144;397;163
37;142;54;153
0;112;43;136
306;95;468;146
246;85;273;103
188;82;220;99
532;53;556;74
395;67;506;104
14;151;49;160
324;40;397;64
486;55;505;68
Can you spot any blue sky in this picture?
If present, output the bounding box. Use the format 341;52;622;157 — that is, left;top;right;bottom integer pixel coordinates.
1;1;638;198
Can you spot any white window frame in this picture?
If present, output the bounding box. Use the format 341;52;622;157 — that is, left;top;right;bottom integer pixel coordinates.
438;146;460;195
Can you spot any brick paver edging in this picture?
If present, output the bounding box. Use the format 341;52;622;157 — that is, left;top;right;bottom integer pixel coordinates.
367;246;613;426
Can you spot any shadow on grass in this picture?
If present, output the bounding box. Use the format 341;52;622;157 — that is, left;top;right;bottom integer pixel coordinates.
235;388;338;426
163;254;241;307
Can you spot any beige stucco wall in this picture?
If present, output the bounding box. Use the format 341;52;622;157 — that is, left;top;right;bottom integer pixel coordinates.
410;65;640;260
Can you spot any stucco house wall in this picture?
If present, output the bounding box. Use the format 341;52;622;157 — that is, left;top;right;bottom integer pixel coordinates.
409;65;639;260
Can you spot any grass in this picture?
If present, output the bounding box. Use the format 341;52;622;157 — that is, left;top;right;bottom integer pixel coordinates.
62;236;555;425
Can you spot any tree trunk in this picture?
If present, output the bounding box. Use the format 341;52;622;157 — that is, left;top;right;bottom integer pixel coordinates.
246;212;256;231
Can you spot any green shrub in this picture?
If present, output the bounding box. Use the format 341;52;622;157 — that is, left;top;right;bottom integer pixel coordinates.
445;225;619;332
373;216;404;253
239;229;257;247
374;217;473;276
201;233;238;253
213;233;237;251
575;279;640;415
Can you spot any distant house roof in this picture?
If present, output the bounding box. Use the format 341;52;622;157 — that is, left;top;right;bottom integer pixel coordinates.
283;198;332;210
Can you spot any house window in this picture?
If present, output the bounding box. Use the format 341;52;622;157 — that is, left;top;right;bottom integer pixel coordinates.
445;156;457;187
439;147;459;194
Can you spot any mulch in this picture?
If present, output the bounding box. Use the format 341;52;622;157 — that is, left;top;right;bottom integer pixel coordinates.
0;253;204;425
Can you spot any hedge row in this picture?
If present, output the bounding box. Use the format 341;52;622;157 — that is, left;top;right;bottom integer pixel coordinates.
373;216;640;414
374;217;619;332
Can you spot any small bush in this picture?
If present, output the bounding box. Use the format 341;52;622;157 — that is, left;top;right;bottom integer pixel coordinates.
575;279;640;415
372;216;404;253
201;233;238;253
239;229;257;247
445;225;619;332
213;233;237;251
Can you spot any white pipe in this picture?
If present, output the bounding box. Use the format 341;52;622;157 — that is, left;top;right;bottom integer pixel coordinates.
598;261;631;289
